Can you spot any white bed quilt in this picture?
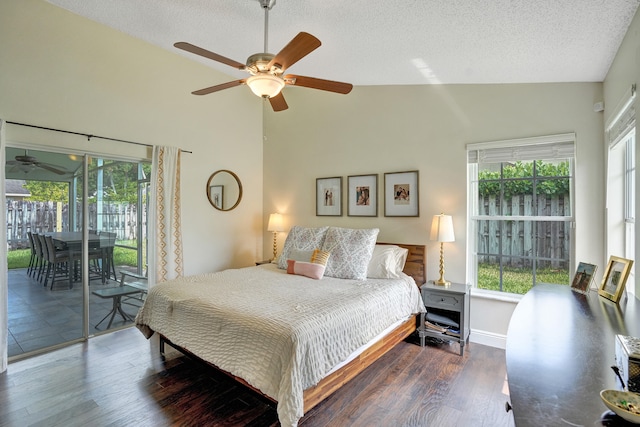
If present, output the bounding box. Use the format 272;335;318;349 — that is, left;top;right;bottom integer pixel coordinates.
135;263;424;426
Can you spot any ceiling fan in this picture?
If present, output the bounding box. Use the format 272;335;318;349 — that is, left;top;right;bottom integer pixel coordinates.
7;151;67;175
174;0;353;112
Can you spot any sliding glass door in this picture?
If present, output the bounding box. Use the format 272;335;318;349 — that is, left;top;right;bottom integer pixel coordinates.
6;147;84;357
83;157;149;332
6;146;149;358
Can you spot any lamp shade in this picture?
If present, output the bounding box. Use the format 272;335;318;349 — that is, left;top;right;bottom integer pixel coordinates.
247;74;285;98
430;214;455;243
267;213;284;232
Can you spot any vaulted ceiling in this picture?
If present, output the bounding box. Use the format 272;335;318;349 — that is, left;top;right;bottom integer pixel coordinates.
46;0;640;87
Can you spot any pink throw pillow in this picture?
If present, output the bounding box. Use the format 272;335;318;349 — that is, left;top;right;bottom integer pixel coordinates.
286;259;326;280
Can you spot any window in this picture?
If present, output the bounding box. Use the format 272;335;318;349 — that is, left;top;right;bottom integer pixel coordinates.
606;85;636;290
625;133;635;270
608;129;636;265
467;134;575;295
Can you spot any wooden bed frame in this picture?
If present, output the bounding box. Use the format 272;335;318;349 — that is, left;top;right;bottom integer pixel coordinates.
159;242;426;415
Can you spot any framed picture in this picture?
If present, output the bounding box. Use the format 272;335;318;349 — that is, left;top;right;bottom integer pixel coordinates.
316;176;342;216
598;256;634;303
570;262;597;294
348;174;377;216
384;170;419;217
210;185;224;209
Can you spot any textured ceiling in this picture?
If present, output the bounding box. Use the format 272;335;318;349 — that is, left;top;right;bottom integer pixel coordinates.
46;0;640;86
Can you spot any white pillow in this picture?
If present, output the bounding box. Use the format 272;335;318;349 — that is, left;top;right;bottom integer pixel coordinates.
367;245;409;279
321;227;379;280
277;226;329;269
287;249;316;262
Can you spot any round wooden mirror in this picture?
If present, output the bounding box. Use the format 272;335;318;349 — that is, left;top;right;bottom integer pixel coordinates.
206;170;243;211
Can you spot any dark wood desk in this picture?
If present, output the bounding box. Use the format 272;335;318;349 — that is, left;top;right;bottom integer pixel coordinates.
506;284;640;426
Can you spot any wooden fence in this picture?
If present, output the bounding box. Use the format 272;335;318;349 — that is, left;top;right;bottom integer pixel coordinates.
6;200;145;250
477;194;570;269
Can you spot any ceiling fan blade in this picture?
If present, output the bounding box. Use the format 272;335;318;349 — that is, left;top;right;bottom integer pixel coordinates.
285;75;353;94
34;162;67;175
268;32;321;72
192;79;246;96
268;93;288;112
174;42;246;70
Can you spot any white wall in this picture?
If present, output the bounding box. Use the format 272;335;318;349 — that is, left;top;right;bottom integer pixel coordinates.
0;0;266;274
263;82;604;347
603;7;640;296
3;0;636;348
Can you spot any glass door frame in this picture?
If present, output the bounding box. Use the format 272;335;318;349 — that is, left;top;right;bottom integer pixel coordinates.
5;143;150;360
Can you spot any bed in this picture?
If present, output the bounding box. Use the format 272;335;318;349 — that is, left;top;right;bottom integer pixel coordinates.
135;226;426;427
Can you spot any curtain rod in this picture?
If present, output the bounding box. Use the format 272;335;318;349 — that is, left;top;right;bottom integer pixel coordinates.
5;121;193;154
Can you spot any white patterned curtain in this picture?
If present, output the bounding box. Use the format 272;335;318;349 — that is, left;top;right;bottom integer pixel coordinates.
0;120;7;372
148;146;184;288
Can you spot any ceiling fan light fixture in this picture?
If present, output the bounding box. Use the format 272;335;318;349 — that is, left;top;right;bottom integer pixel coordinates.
246;73;284;98
18;164;35;173
174;1;350;111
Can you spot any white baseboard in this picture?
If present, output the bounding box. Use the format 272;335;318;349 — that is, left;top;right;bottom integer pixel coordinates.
469;329;507;350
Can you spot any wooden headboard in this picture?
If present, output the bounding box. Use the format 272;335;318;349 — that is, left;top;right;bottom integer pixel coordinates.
377;242;426;286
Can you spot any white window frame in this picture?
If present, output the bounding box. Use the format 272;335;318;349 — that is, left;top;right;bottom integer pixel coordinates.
467;133;576;295
625;132;635;281
605;85;636;293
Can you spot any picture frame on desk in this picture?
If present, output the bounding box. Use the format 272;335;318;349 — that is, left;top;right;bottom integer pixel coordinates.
570;262;597;294
598;256;633;303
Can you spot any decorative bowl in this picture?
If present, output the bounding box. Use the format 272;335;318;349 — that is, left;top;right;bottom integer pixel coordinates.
601;389;640;424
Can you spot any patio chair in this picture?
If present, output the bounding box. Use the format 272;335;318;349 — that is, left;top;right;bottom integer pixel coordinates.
99;231;117;282
87;235;106;283
35;233;49;284
43;235;73;290
26;231;37;277
119;271;148;308
30;232;41;280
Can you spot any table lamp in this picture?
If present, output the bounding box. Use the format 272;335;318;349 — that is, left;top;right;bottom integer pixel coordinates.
430;213;455;286
267;213;284;261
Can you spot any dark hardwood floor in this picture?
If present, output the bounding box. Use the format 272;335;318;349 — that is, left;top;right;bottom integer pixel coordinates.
0;327;515;427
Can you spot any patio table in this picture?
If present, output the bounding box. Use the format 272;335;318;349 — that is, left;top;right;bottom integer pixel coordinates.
91;285;143;329
45;232;112;288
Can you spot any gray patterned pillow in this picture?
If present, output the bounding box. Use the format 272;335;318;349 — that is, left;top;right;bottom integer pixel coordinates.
277;226;329;269
321;227;379;279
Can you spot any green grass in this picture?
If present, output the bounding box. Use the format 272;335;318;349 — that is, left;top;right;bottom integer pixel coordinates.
7;241;143;270
112;244;141;267
478;263;569;294
7;249;32;270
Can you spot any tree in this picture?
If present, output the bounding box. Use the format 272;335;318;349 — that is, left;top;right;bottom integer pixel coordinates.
24;181;69;202
85;160;150;204
23;160;151;203
478;160;570;198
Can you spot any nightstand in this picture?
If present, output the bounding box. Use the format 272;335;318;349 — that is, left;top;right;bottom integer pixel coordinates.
255;260;272;266
418;281;470;356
